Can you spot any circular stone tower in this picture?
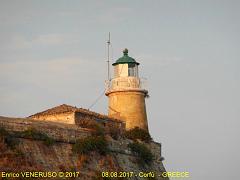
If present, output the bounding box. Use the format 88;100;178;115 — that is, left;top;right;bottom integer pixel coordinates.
105;49;149;131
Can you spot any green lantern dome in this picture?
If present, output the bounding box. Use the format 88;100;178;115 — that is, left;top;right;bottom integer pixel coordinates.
112;48;140;66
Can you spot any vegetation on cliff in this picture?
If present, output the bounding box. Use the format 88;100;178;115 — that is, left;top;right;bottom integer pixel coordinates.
0;126;44;172
78;118;122;140
124;127;152;142
78;119;104;136
0;117;167;179
0;126;19;149
19;128;55;146
0;127;55;147
73;136;109;155
128;142;154;165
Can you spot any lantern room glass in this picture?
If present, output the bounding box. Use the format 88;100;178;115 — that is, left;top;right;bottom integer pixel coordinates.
128;64;138;77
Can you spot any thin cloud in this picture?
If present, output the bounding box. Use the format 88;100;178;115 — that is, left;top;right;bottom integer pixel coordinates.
7;33;80;49
0;56;104;88
33;33;79;46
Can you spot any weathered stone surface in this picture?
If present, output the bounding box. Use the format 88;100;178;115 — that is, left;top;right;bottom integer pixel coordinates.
28;104;125;132
0;116;91;143
107;90;149;131
0;116;168;179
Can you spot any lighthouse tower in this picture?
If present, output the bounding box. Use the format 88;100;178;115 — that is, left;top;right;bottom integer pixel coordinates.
105;48;149;131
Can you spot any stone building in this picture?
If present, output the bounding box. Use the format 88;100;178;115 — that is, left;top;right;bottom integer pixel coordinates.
29;104;125;131
105;49;149;131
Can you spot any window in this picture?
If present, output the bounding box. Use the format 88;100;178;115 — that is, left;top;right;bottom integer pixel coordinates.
128;64;138;77
128;67;134;76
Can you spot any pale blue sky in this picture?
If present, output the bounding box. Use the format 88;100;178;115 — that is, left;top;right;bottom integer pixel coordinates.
0;1;239;179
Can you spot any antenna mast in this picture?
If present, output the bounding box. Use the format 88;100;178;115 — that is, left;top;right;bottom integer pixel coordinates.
107;32;111;80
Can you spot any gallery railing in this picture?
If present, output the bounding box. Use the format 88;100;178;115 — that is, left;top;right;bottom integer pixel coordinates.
105;77;147;92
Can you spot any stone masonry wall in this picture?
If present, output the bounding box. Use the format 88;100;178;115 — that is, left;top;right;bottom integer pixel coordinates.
0;116;167;179
0;116;91;143
0;116;162;159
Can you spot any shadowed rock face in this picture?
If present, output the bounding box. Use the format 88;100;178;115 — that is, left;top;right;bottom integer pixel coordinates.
0;116;168;180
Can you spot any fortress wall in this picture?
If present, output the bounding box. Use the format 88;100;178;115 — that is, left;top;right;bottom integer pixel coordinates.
0;116;162;160
0;116;91;143
0;138;167;180
0;116;161;159
0;116;167;179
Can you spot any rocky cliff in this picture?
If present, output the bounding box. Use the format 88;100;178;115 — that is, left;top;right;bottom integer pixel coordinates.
0;116;168;180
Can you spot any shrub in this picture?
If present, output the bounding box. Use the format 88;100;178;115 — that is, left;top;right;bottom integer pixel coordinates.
78;119;104;136
128;142;153;165
124;127;152;142
0;127;55;148
0;126;19;149
21;128;44;139
5;135;19;149
21;128;55;146
43;136;55;146
108;127;120;140
106;124;121;140
0;126;9;137
90;124;104;136
72;136;109;155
